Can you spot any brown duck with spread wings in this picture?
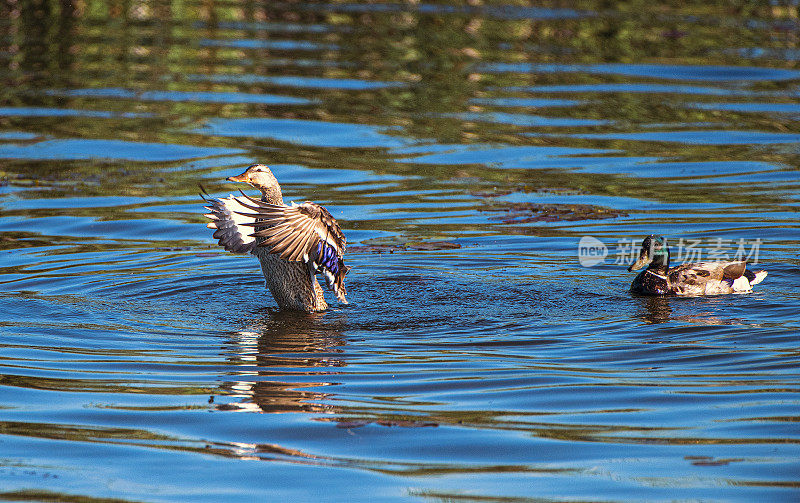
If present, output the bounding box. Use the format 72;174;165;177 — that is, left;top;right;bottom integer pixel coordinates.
202;164;350;312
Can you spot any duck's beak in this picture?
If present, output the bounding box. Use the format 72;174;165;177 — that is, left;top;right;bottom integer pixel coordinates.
628;253;651;272
226;171;250;184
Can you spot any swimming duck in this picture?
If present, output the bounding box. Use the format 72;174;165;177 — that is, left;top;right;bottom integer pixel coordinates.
202;164;349;312
627;235;766;296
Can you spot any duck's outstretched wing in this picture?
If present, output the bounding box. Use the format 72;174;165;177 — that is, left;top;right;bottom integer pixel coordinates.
235;193;350;303
201;189;258;254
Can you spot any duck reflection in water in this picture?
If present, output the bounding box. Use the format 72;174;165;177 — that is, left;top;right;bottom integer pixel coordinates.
637;296;673;324
636;295;762;327
214;310;346;414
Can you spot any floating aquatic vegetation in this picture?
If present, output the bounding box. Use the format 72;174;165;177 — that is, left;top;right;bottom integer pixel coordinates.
349;240;461;253
329;418;439;429
480;201;628;223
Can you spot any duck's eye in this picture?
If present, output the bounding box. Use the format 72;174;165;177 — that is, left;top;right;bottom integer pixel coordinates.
253;166;264;172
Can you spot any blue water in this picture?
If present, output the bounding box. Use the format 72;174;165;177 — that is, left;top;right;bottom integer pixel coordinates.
0;2;798;501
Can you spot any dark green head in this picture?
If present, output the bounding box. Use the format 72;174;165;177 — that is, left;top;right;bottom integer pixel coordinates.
628;235;670;272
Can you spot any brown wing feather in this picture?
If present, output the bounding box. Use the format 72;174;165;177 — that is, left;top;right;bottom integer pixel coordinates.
282;218;319;261
297;203;347;254
242;201;347;260
672;260;746;282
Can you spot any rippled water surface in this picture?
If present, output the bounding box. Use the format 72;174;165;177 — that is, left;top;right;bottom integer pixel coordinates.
1;2;799;501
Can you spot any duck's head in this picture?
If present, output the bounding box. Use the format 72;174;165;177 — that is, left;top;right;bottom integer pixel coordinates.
628;234;670;272
227;164;283;203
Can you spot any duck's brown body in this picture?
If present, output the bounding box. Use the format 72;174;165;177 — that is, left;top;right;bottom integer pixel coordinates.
253;239;327;311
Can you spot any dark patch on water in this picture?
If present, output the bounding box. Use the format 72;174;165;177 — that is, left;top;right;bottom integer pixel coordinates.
480;202;628;223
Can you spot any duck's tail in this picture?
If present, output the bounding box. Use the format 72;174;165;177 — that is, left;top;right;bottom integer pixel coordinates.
730;269;767;292
747;270;768;286
320;259;349;304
